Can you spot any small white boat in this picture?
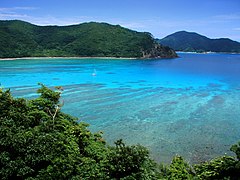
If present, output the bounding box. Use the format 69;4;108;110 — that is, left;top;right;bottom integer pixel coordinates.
92;69;97;76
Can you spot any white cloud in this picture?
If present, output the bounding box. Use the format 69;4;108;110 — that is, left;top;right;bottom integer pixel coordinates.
29;16;89;26
114;22;146;29
214;14;240;20
0;7;37;13
0;6;38;22
0;6;88;26
233;27;240;31
0;13;28;18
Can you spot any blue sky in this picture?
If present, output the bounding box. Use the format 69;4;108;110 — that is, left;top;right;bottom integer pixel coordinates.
1;0;240;41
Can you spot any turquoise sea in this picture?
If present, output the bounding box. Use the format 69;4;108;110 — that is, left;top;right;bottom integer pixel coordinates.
1;53;240;163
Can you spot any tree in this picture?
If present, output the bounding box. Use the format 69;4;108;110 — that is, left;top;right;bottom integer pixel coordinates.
194;143;240;180
0;84;240;179
0;85;158;179
0;85;108;179
158;155;196;180
107;139;158;179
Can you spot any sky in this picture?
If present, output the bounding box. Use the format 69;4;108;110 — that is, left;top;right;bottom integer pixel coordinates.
1;0;240;41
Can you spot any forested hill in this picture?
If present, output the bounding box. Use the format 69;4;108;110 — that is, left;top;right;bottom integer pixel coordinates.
0;20;177;58
158;31;240;53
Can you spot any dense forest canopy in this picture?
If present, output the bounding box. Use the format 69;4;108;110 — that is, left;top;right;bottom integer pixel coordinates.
158;31;240;53
0;85;240;179
0;20;177;58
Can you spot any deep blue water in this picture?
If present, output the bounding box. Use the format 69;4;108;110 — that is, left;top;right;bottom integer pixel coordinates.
1;53;240;163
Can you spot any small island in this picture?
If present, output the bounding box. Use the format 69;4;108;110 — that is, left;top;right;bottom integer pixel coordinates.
0;20;177;59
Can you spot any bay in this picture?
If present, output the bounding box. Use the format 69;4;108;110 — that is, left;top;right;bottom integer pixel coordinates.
1;53;240;163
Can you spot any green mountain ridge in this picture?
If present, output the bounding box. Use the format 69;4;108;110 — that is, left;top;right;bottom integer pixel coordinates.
0;20;177;58
157;31;240;53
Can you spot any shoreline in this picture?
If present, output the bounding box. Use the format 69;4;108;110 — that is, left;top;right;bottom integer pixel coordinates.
176;51;240;55
0;56;138;61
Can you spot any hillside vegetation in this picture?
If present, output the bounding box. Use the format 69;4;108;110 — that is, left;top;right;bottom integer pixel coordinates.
0;20;177;58
158;31;240;53
0;85;240;179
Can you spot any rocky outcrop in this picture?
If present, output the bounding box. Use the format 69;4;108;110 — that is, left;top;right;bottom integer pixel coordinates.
142;42;178;58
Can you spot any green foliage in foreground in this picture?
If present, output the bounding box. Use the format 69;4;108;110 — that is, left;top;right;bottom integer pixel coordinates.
0;85;240;179
0;20;177;58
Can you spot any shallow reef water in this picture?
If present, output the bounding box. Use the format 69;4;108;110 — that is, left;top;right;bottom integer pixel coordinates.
1;53;240;163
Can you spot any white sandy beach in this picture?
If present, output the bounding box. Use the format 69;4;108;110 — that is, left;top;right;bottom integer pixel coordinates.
0;56;137;61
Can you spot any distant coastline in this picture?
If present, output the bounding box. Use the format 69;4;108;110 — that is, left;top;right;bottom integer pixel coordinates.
176;51;240;54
